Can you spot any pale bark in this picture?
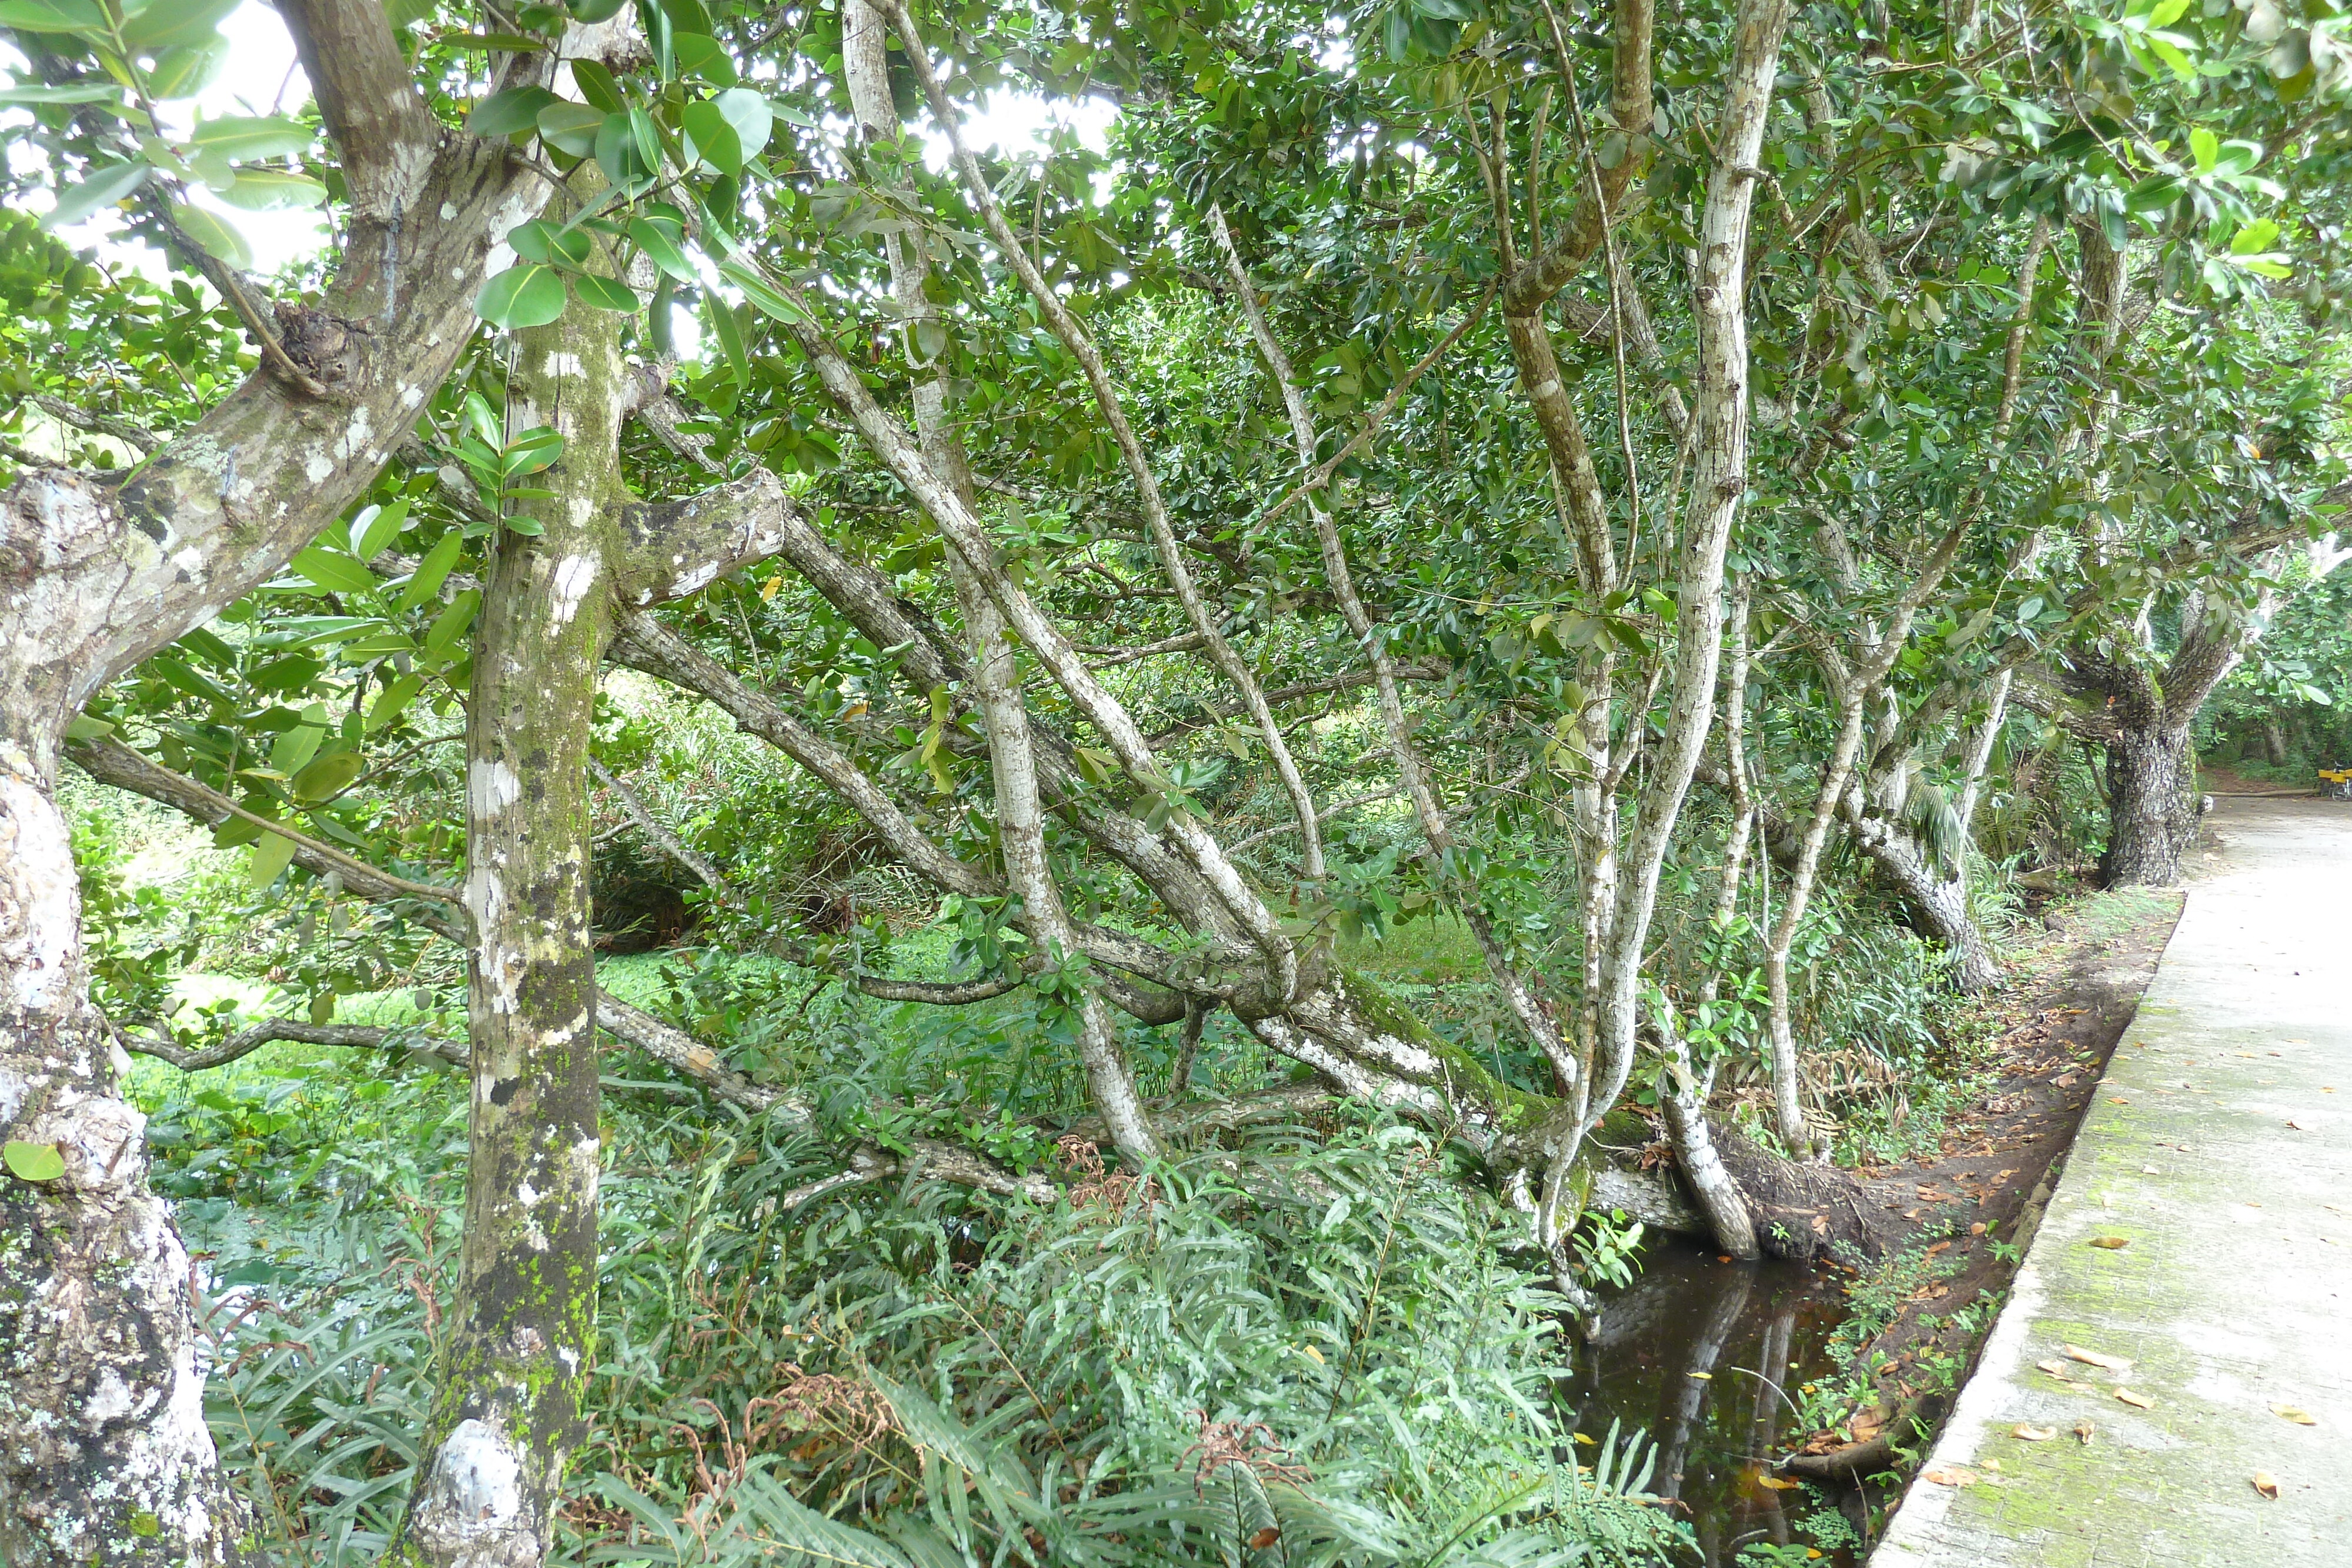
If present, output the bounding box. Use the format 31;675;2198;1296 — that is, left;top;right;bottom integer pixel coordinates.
843;0;1155;1158
0;0;556;1556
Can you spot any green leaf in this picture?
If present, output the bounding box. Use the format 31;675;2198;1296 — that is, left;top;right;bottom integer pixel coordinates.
64;715;113;742
353;498;410;560
705;292;749;386
2231;218;2281;254
44;162;152;231
0;81;124;105
630;105;663;178
569;272;639;312
169;202;252;268
476;262;567;329
672;32;737;85
567;0;629;20
628;216;696;282
146;36;232;99
2189;126;2219;172
271;721;325;774
502;426;566;474
249;828;298;888
536;102;604;157
218;168;327;212
681;99;742;174
468;85;559;138
290;547;377;596
570;56;627;113
185;113;312;160
366;672;425;731
717;259;806;324
508;219;591;268
713;87;770;162
397;530;465;609
0;0;108;34
119;0;239;49
423;589;481;656
3;1140;65;1182
502;514;546;535
292;750;364;803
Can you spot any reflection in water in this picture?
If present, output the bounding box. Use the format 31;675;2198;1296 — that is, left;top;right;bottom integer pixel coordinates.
1562;1238;1857;1566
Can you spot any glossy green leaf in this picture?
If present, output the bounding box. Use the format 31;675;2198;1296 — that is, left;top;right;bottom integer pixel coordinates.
569;272;639;313
536;102;605;158
468;85;559;138
0;81;123;105
146;36;232;99
705;291;749;387
353;498;410;561
44;161;152;230
169;202;253;268
571;58;627;113
293;751;365;803
396;530;465;610
713;87;771;162
119;0;240;49
218;168;327;212
0;0;107;34
248;828;298;889
717;259;806;324
672;32;737;86
424;589;482;656
628;215;696;282
290;547;377;596
681;99;741;174
475;262;567;329
3;1140;65;1182
185;113;312;160
567;0;629;21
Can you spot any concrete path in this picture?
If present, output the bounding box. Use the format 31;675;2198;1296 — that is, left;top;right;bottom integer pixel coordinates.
1875;795;2352;1566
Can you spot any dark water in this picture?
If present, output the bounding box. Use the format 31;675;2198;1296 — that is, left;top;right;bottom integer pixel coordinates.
1562;1239;1865;1566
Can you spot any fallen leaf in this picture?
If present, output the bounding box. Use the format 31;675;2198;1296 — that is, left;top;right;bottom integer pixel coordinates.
1922;1466;1976;1487
1980;1458;2003;1472
2036;1359;2070;1377
2064;1345;2133;1370
2286;1120;2306;1131
2012;1425;2057;1442
2073;1420;2096;1443
1926;1240;1952;1256
2271;1405;2317;1426
2109;1096;2131;1104
1248;1525;1281;1550
2088;1236;2132;1250
1970;1221;1988;1235
2143;1165;2160;1174
2252;1472;2280;1500
2116;1389;2154;1409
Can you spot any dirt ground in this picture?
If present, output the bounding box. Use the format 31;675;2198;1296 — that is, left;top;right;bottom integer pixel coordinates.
1790;873;2193;1460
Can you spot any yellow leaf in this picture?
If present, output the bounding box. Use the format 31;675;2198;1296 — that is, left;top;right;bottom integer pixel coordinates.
2271;1405;2316;1426
1687;1371;1712;1380
1300;1343;1324;1364
2087;1236;2131;1250
2115;1388;2154;1409
1756;1473;1802;1490
2252;1471;2280;1500
761;574;783;601
2012;1425;2057;1442
2064;1344;2132;1370
2073;1420;2096;1443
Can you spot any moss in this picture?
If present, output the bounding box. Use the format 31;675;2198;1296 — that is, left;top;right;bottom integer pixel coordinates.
1331;964;1558;1132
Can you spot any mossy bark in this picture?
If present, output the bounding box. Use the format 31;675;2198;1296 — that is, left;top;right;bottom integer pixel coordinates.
399;285;627;1568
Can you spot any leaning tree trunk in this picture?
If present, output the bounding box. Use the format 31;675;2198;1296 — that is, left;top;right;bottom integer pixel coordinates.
1845;811;2002;992
2102;721;2199;887
399;292;625;1568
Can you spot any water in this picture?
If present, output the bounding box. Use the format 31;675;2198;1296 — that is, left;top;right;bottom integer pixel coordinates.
1562;1239;1865;1566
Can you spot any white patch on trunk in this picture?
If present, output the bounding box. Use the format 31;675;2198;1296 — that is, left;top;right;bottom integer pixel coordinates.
667;560;720;599
470;758;522;819
402;384;426;409
416;1419;527;1542
543;352;582;377
517;1181;539;1208
334;405;375;463
548;556;599;627
1;773;80;1011
305;449;335;484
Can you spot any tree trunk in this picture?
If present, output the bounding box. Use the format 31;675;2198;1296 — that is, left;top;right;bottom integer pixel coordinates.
1846;812;2002;991
2261;718;2288;767
400;286;625;1568
2102;722;2199;887
0;725;253;1566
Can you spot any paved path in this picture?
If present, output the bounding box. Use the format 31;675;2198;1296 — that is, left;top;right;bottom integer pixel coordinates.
1875;795;2352;1566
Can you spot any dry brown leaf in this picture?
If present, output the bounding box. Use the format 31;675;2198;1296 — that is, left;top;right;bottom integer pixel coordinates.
2073;1420;2096;1443
2271;1405;2317;1426
2064;1345;2133;1370
2012;1425;2057;1442
2036;1359;2070;1377
2252;1472;2280;1500
1248;1526;1281;1550
2116;1388;2154;1409
1922;1466;1976;1487
2286;1120;2306;1131
2088;1236;2132;1250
